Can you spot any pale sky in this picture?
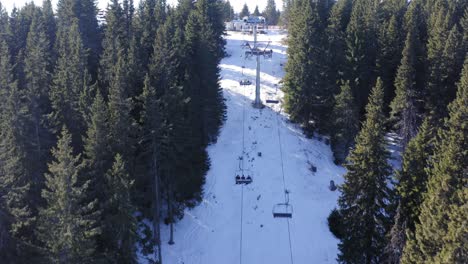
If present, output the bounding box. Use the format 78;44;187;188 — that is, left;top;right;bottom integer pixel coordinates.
2;0;283;14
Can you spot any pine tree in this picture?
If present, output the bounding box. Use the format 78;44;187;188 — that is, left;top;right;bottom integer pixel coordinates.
331;80;359;164
240;3;250;18
49;22;90;149
279;0;293;27
402;57;468;264
263;0;280;25
345;0;379;115
99;0;128;91
23;11;53;205
252;5;260;16
82;91;111;204
325;0;353;97
221;0;234;22
375;0;406;109
425;1;464;122
389;23;424;149
42;0;56;61
102;154;138;263
38;127;100;263
56;0;100;79
336;78;393;264
108;49;135;169
284;0;329;133
385;118;434;263
0;40;34;258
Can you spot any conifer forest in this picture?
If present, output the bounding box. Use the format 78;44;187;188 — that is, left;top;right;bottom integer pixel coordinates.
0;0;466;263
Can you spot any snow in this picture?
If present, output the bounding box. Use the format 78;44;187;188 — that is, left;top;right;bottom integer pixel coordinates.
158;30;346;264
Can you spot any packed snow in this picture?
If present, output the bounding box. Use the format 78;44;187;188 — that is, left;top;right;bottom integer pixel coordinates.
158;30;346;264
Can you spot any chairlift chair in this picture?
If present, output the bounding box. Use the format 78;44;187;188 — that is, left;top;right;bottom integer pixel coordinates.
272;203;293;218
235;169;253;185
272;190;293;218
240;79;252;86
266;99;279;104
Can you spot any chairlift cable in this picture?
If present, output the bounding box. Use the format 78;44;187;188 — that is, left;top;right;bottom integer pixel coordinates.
274;105;295;264
239;71;247;264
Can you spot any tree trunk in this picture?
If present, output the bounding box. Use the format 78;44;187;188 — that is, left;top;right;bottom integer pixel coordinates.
152;149;162;263
168;188;174;245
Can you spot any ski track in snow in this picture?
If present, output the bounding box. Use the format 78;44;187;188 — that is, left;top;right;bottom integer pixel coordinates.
159;30;346;264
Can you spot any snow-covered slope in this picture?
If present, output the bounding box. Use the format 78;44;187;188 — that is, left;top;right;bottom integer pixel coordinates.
160;30;345;264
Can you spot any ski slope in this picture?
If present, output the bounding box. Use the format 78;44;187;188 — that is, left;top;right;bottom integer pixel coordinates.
159;30;346;264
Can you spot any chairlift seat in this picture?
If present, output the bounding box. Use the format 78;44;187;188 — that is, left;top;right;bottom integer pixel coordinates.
236;174;253;184
240;79;252;85
273;203;293;218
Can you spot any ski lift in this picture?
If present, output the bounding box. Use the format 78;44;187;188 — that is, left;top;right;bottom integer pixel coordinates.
266;99;279;104
235;169;253;185
240;79;252;86
272;190;293;218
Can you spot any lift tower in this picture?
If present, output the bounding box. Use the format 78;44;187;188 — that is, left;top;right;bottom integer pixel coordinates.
243;16;271;108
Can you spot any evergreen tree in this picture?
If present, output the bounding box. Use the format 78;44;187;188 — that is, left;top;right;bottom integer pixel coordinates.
336;78;393;264
240;3;250;18
331;80;359;164
345;0;379;115
0;2;8;37
284;0;329;133
24;11;53;205
279;0;293;28
252;5;260;16
402;57;468;264
107;49;135;170
263;0;280;25
325;0;353;103
56;0;101;79
425;1;464;122
38;127;100;263
389;23;424;149
0;40;35;260
42;0;56;61
99;0;128;91
376;0;406;111
221;0;234;22
49;22;90;149
102;154;138;263
384;119;434;263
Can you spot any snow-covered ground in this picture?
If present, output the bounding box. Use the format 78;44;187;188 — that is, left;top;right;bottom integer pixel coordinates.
159;30;346;264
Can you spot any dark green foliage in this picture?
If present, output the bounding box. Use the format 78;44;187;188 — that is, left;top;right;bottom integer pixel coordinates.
240;3;250;18
252;5;260;16
331;80;359;164
0;40;35;259
328;208;344;239
425;1;464;122
396;119;434;233
263;0;280;25
38;127;101;263
325;0;353;97
49;22;90;149
402;56;468;264
284;0;330;133
56;0;101;79
220;0;234;22
279;0;293;27
389;22;424;148
344;0;379;114
23;11;54;206
337;79;393;263
376;0;406;112
102;154;138;263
